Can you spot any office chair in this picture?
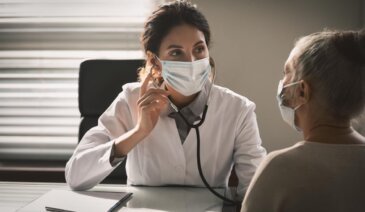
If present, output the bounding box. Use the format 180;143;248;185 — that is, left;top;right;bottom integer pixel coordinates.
78;59;143;184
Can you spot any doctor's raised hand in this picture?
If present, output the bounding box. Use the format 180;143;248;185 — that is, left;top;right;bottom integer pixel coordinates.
136;68;169;136
112;66;170;158
65;0;266;201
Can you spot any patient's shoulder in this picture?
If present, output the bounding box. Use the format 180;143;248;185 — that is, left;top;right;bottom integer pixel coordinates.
258;142;307;175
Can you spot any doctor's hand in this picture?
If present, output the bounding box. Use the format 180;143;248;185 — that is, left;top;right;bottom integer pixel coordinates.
135;71;170;136
113;69;170;158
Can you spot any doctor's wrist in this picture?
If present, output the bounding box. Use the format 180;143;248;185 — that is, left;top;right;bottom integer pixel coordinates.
133;124;151;138
114;127;148;157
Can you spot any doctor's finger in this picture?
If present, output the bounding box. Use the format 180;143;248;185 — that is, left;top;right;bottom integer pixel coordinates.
144;87;169;95
137;88;169;104
140;100;168;113
139;69;153;97
138;93;169;107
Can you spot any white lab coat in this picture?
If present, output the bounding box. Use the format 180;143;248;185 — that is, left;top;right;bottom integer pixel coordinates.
65;82;266;197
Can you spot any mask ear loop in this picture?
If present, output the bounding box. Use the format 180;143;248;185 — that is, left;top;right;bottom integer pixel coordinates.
149;55;164;88
146;64;159;88
205;56;216;105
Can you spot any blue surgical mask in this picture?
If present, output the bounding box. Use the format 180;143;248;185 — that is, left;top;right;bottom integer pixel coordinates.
157;57;211;96
277;79;303;132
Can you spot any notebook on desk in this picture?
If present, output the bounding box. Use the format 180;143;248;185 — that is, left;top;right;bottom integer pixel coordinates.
17;189;132;212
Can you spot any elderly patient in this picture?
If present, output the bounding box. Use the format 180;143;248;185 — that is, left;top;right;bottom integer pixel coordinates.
241;30;365;212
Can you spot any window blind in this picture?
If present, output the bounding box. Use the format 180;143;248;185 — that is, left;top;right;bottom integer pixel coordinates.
0;0;161;161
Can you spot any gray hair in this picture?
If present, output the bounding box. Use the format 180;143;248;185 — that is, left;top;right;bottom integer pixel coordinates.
292;30;365;120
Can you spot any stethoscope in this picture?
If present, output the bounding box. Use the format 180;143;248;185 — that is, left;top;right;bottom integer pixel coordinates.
149;61;240;205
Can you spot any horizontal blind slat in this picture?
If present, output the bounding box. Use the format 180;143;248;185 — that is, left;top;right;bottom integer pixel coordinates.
0;50;143;58
0;92;77;98
0;126;78;136
0;138;77;148
0;108;80;116
0;149;75;160
0;0;157;17
0;117;79;126
0;135;77;144
0;99;77;107
0;83;78;89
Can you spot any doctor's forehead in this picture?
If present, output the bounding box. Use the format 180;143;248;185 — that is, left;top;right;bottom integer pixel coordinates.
159;24;206;49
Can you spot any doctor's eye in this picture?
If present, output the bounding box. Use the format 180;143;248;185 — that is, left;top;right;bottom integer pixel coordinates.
169;49;183;57
194;45;206;54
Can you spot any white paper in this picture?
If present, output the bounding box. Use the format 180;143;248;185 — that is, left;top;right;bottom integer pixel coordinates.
120;208;167;212
17;189;131;212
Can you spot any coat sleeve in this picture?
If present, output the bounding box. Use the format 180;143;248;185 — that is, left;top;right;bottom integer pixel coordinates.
233;101;267;198
65;87;135;190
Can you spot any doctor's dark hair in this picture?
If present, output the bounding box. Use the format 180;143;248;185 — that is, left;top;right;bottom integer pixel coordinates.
141;0;211;54
292;30;365;120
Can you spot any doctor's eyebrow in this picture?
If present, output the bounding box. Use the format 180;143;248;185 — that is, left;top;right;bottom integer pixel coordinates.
193;40;205;47
166;40;206;50
167;44;183;49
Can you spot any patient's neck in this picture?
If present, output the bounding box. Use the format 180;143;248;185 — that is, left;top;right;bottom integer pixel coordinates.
304;124;365;144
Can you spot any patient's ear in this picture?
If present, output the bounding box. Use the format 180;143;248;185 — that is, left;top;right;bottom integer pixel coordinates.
298;80;311;104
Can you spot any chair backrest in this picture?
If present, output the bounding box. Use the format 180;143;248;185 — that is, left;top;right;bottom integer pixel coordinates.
78;59;143;183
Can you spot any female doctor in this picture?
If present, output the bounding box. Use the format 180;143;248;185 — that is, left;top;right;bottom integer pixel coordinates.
65;0;266;199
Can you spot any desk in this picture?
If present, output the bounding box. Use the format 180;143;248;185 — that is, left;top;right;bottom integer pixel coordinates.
0;182;237;212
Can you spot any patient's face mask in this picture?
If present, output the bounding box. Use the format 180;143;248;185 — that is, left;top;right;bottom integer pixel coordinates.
157;57;211;96
277;80;303;132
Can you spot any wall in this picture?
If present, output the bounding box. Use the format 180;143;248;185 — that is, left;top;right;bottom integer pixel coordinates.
362;0;365;28
193;0;363;152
